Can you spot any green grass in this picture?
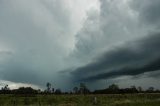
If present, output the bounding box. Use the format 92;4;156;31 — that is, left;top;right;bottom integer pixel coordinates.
0;94;160;106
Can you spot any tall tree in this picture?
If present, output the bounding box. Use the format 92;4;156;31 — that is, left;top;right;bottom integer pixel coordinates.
80;83;86;94
79;83;90;94
73;87;78;94
52;88;55;93
137;86;142;92
108;84;119;90
46;82;51;93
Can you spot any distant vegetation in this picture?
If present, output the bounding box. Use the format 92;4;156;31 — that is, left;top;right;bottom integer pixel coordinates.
0;83;160;95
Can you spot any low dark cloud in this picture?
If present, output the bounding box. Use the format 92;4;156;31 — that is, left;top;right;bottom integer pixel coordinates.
71;33;160;82
67;0;160;89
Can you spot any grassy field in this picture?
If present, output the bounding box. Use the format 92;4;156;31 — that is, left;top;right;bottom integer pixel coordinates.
0;94;160;106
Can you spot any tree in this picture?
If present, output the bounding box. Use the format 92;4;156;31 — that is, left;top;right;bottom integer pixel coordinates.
130;86;138;93
3;85;10;90
55;89;62;94
79;83;90;94
108;84;119;90
137;86;142;92
73;87;78;94
14;87;38;94
147;87;154;92
80;83;86;94
1;84;10;94
107;84;119;94
46;82;51;93
52;88;55;93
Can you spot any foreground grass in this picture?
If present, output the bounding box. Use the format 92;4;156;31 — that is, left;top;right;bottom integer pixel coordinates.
0;94;160;106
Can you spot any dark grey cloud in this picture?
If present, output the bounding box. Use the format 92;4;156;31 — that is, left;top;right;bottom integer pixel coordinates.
71;33;160;82
67;0;160;89
71;0;144;66
130;0;160;25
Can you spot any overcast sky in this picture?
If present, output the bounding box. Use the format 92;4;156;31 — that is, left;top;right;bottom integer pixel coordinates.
0;0;160;90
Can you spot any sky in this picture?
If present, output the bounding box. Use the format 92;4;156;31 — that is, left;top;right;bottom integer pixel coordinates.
0;0;160;91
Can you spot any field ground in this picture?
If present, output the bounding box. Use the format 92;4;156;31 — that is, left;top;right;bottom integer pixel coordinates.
0;94;160;106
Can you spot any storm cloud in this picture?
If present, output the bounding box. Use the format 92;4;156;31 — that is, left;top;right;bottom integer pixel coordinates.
69;0;160;87
71;33;160;81
0;0;160;90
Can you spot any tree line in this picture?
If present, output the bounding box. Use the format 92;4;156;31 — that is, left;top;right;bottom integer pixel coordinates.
0;83;160;95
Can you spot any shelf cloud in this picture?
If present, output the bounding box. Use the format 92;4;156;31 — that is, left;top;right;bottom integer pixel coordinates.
71;33;160;81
